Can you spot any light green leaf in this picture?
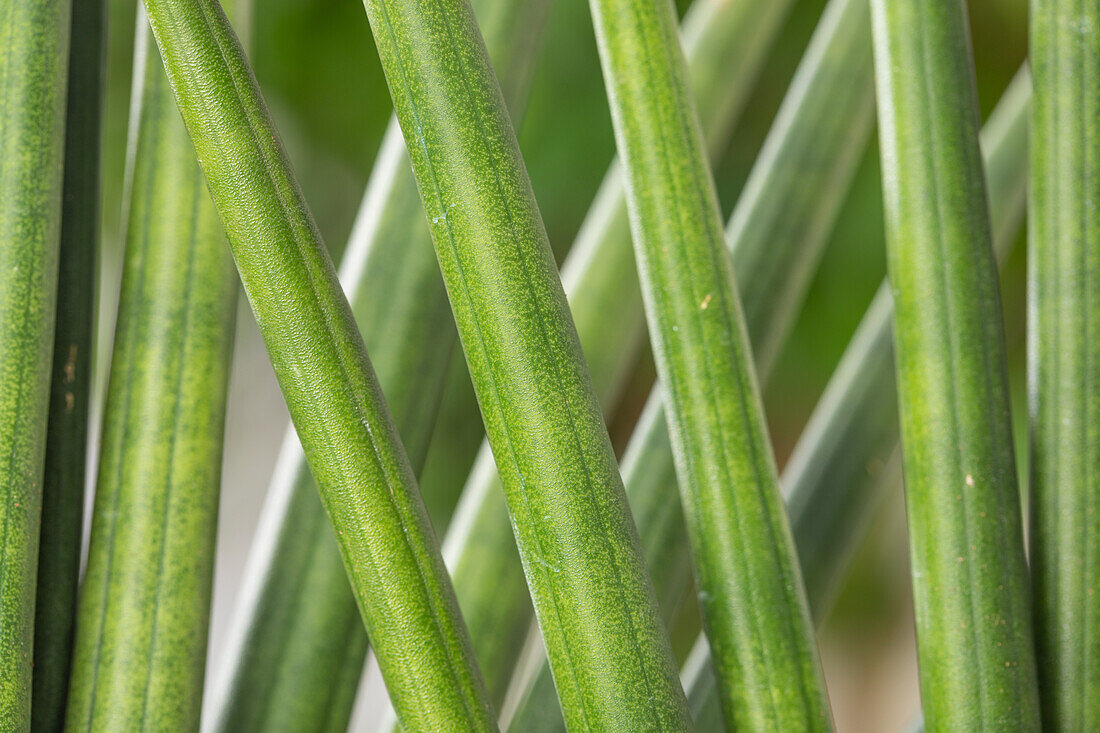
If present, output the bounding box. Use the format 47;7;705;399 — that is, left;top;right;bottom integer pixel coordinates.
138;0;497;727
359;0;691;726
205;0;553;726
869;0;1039;728
0;0;71;725
65;10;239;729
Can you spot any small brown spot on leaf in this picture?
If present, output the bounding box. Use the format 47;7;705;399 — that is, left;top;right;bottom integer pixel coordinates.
64;344;78;384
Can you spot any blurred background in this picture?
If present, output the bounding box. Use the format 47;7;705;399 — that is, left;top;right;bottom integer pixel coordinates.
86;0;1030;729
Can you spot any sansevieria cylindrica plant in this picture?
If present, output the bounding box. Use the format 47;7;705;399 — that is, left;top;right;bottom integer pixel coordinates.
0;0;1094;731
685;62;1033;731
1029;1;1100;728
438;1;801;721
357;0;690;727
870;0;1039;728
137;0;496;728
587;0;832;727
0;0;70;726
64;4;241;728
507;0;874;726
206;0;552;727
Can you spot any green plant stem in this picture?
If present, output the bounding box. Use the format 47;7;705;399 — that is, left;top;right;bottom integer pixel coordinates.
425;0;797;586
589;0;851;725
1029;1;1100;727
205;0;551;727
30;0;104;727
869;1;1039;729
684;67;1034;725
789;65;1031;618
0;0;71;726
138;0;497;728
359;0;691;727
64;12;239;729
438;0;796;713
505;2;875;726
502;396;695;733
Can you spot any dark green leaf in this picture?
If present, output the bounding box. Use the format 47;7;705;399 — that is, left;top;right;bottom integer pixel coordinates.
30;0;104;727
1029;1;1100;727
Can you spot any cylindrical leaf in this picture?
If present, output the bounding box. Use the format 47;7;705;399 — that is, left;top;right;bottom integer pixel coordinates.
205;0;553;726
1029;1;1100;727
65;12;239;729
31;0;104;727
442;0;797;712
507;0;875;726
869;0;1039;728
588;0;839;725
138;0;497;728
685;67;1034;723
359;0;691;727
0;0;71;726
787;66;1032;617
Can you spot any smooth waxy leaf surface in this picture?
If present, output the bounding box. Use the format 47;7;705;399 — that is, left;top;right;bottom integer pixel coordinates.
870;0;1039;728
359;0;690;728
138;0;496;728
1029;1;1100;727
206;1;552;727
